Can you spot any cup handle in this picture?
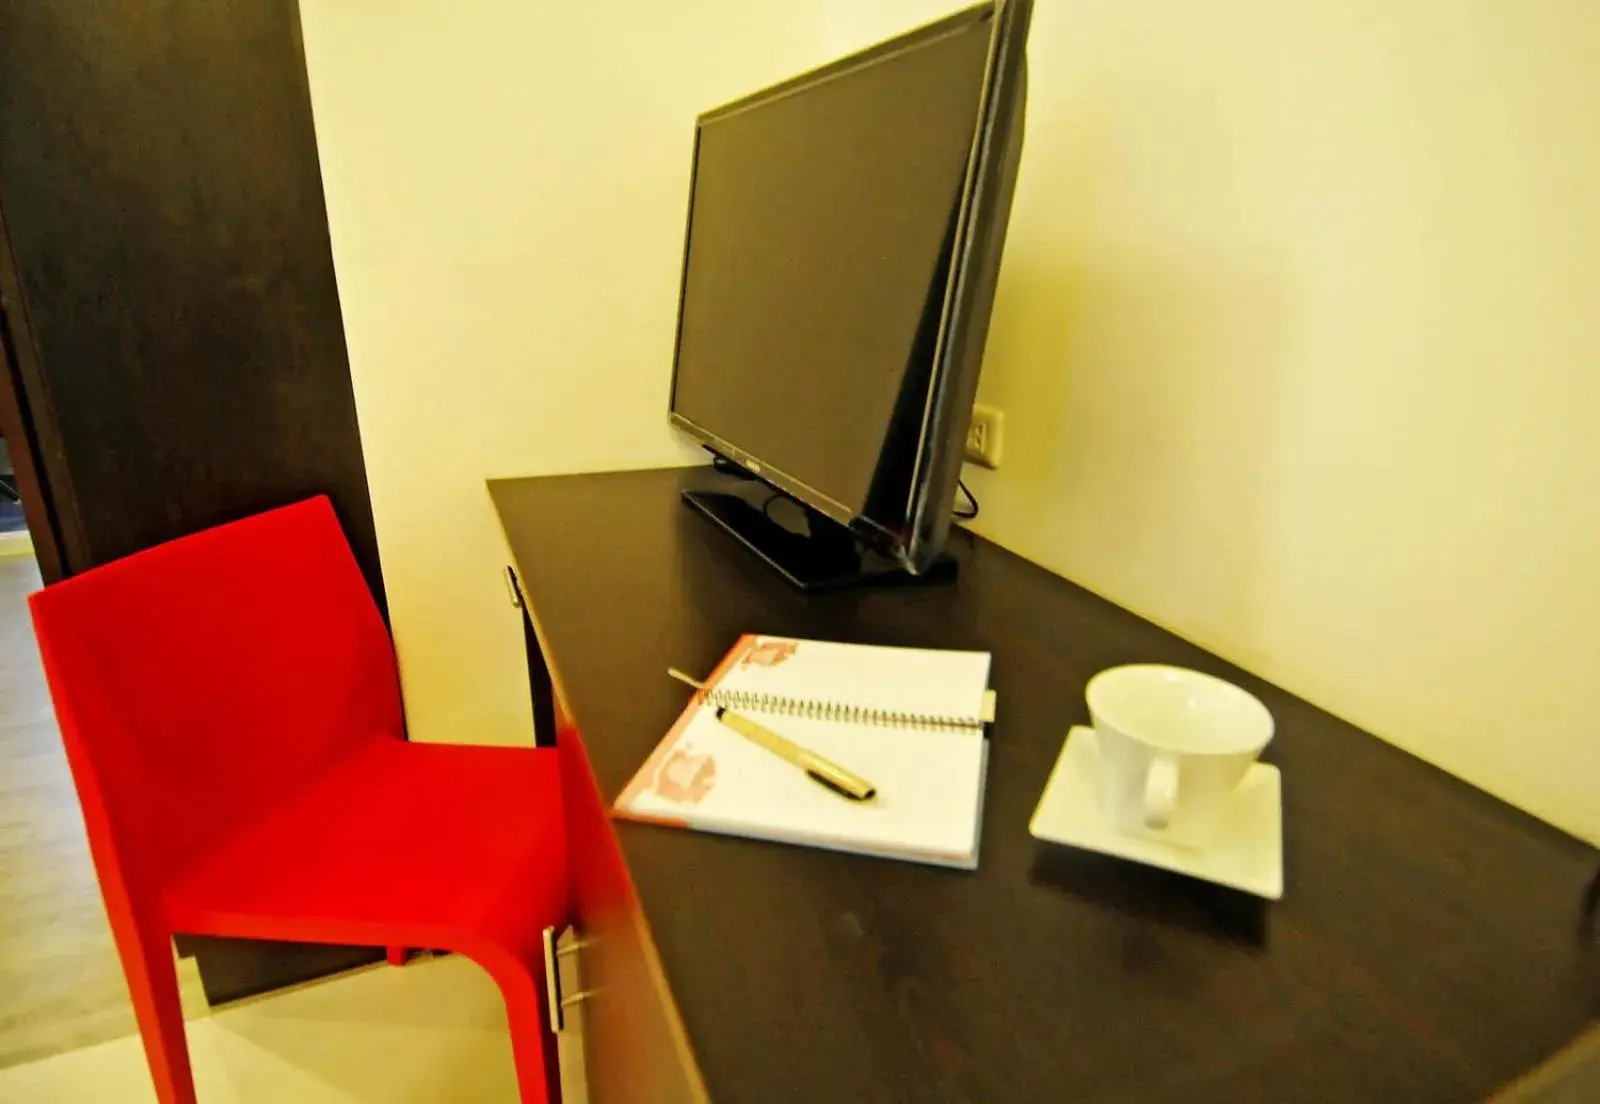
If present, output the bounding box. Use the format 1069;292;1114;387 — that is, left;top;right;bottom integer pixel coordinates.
1143;755;1179;830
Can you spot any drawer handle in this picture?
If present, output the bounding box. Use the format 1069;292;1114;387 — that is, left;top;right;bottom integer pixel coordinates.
504;565;524;609
543;926;596;1033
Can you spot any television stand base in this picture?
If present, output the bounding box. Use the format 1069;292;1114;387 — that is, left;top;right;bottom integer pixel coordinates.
681;488;956;593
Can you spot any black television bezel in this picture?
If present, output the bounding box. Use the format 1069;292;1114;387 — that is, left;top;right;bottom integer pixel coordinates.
666;0;1031;573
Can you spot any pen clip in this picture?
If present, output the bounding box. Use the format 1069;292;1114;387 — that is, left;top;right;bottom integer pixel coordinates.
806;766;877;803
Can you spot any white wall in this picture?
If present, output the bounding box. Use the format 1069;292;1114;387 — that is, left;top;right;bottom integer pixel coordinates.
830;1;1600;844
299;0;1598;843
298;0;819;745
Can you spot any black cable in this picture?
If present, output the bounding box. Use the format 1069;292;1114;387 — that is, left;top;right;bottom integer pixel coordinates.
954;479;979;521
761;491;782;523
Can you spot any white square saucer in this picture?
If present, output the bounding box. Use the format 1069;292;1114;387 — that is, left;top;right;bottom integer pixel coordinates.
1029;726;1283;899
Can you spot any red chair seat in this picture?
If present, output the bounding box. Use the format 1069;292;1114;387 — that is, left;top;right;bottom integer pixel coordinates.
167;739;565;955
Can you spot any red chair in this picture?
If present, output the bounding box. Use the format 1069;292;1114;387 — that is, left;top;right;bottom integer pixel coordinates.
29;497;567;1104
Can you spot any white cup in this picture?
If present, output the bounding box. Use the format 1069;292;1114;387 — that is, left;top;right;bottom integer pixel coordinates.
1086;665;1274;849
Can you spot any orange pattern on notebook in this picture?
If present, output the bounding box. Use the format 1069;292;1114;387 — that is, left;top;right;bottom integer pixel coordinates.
654;744;717;805
614;634;755;810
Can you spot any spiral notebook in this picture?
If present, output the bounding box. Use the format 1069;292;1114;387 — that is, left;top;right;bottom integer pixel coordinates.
614;635;995;868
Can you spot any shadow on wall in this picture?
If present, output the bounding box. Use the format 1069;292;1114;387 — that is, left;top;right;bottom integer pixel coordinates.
978;240;1295;659
957;20;1312;662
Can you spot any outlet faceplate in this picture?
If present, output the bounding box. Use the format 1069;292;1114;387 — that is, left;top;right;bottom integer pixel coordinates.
965;404;1003;469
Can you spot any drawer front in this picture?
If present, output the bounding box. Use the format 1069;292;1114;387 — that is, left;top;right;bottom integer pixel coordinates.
557;717;708;1104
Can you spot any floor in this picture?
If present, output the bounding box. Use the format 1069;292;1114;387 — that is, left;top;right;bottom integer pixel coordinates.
0;955;519;1102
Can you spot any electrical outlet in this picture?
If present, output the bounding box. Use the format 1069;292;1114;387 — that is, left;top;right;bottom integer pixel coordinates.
965;404;1003;469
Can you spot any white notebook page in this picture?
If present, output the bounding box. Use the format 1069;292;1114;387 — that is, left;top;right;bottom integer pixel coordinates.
615;636;993;868
621;708;987;866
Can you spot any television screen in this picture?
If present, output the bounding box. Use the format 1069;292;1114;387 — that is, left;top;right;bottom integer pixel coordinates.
669;15;995;538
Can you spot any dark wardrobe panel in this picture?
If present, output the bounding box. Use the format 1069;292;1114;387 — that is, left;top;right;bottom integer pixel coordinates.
0;2;386;1000
0;1;383;601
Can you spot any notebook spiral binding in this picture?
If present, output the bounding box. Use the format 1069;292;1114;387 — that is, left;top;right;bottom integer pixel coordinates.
698;687;983;731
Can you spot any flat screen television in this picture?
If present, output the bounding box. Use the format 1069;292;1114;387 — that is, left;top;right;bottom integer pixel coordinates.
668;0;1031;590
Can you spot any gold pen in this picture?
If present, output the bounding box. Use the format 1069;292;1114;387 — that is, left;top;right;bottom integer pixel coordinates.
667;668;878;802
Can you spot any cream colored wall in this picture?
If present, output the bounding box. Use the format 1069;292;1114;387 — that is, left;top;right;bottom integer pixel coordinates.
298;1;819;745
300;0;1598;841
830;2;1600;844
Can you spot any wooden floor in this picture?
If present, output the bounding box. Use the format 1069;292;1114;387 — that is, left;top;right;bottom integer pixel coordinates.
0;953;521;1102
0;555;203;1069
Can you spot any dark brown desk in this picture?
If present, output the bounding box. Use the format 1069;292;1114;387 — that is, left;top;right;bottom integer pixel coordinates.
492;467;1597;1104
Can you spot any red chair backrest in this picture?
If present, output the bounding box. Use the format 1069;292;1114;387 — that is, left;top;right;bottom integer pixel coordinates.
29;497;403;893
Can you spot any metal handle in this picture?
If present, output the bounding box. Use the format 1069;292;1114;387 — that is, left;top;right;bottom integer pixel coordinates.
542;927;563;1029
543;926;594;1033
504;565;524;609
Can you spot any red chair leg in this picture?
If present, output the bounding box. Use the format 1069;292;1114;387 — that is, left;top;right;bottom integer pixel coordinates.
386;945;408;966
116;923;197;1104
493;960;558;1104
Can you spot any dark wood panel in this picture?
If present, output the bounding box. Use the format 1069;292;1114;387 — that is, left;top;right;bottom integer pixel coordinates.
554;708;708;1104
0;1;384;997
176;936;392;1008
493;467;1599;1104
0;0;383;606
0;207;72;583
